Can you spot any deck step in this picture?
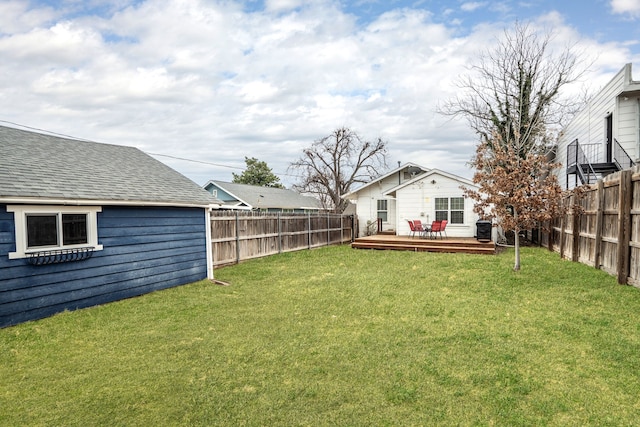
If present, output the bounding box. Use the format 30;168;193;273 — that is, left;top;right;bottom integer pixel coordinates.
351;242;495;255
351;236;495;255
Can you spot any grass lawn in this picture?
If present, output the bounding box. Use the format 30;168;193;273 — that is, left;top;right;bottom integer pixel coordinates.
2;246;640;426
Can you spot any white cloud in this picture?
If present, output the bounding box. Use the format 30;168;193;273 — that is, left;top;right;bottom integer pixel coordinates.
611;0;640;18
0;0;637;187
460;2;487;12
264;0;303;13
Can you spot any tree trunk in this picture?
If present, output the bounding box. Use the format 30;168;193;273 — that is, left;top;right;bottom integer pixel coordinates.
514;229;521;271
513;210;521;271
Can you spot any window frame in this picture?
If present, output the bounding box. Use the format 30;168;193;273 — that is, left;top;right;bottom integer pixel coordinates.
7;205;103;260
377;199;388;222
434;197;465;225
450;197;465;225
435;197;449;221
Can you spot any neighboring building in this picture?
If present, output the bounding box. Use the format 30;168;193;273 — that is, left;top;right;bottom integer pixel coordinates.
557;63;639;189
203;180;322;212
0;125;221;327
342;163;481;238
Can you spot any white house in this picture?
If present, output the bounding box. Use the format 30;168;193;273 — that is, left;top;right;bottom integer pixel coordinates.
342;163;481;238
557;63;640;189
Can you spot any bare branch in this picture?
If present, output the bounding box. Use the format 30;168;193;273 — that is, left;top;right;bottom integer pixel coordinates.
289;127;388;212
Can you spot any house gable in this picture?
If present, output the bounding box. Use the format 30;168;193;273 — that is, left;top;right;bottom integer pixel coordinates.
342;162;428;199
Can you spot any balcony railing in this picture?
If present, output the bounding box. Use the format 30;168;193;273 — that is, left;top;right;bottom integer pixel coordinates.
567;139;598;185
567;138;636;186
614;138;636;170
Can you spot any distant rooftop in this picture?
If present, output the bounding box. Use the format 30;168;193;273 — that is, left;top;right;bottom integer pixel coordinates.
204;180;322;210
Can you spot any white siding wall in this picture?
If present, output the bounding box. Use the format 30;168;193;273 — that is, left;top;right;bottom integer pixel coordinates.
352;174;401;236
618;96;640;161
556;64;640;188
395;174;479;238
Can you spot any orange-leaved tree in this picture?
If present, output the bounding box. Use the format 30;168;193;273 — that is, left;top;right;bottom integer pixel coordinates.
464;132;564;271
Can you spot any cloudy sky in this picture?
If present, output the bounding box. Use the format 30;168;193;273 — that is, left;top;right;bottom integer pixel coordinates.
1;0;639;187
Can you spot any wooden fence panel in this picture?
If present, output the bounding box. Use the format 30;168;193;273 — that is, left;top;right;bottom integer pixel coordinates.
630;178;640;286
577;189;597;266
542;166;640;287
601;181;620;275
210;212;354;267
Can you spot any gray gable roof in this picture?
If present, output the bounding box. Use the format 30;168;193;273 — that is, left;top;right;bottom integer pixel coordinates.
0;125;219;207
205;180;321;210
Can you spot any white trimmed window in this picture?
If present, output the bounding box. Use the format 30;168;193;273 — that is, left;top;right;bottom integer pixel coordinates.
434;197;465;224
377;199;388;222
7;205;103;259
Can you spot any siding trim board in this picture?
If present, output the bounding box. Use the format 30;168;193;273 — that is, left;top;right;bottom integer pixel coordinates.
0;205;208;328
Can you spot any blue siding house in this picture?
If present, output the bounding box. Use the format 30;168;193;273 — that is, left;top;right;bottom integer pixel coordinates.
0;125;220;327
204;180;322;212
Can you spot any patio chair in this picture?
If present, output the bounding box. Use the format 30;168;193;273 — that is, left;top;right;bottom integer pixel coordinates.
440;220;448;239
429;220;443;239
407;220;417;238
413;219;429;238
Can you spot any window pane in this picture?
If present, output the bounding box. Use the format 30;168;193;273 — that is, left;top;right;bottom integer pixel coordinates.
27;214;58;248
451;211;464;224
377;199;388;222
435;198;448;210
62;214;88;245
435;211;448;221
451;197;465;210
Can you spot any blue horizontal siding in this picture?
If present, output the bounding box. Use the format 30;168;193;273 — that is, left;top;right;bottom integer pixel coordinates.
0;205;208;327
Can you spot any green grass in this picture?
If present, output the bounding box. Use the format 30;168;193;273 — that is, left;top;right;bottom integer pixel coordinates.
2;246;640;426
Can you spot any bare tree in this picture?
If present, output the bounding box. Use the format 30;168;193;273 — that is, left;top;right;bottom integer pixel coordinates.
440;22;588;270
290;127;387;212
440;22;586;159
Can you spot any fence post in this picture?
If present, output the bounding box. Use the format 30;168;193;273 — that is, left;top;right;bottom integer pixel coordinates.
559;198;567;259
571;193;581;262
308;213;312;249
235;211;240;264
546;220;553;252
617;170;632;284
278;212;282;254
594;179;604;269
327;213;330;246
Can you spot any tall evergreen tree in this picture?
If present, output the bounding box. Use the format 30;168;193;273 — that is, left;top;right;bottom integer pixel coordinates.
232;157;284;188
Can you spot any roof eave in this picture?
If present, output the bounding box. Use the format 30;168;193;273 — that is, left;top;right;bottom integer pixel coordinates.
0;196;220;209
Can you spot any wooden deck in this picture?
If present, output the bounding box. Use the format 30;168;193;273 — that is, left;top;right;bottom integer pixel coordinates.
351;235;495;255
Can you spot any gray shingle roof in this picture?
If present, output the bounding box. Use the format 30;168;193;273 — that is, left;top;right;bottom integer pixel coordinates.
0;125;219;207
206;180;321;210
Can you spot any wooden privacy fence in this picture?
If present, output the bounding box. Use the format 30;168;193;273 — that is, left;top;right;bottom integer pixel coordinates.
540;167;640;286
210;211;355;267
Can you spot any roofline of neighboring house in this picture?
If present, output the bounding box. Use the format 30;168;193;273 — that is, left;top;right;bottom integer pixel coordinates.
342;162;429;199
0;197;221;209
204;180;253;207
219;203;252;210
383;168;477;196
204;180;322;210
